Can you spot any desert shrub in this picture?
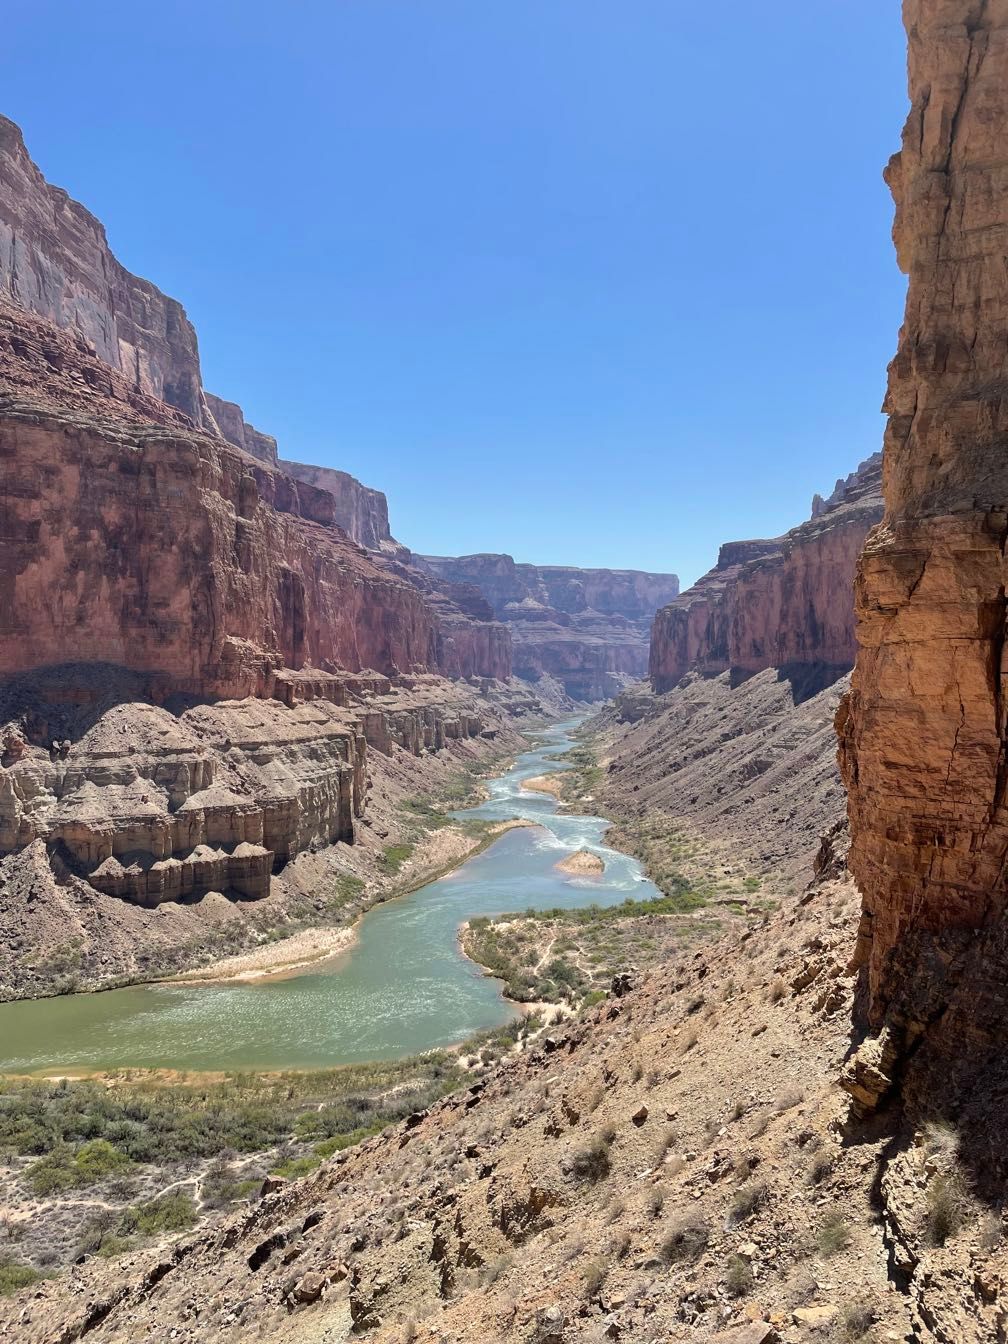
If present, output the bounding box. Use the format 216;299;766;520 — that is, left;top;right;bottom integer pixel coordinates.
660;1212;710;1264
680;1026;699;1054
979;1211;1003;1252
25;1139;130;1195
769;978;787;1003
816;1212;850;1257
125;1191;198;1238
583;1256;608;1295
0;1258;42;1297
808;1151;833;1185
775;1087;804;1113
925;1172;967;1247
840;1300;876;1339
571;1136;612;1184
724;1253;753;1297
648;1186;666;1218
479;1253;513;1286
728;1181;768;1226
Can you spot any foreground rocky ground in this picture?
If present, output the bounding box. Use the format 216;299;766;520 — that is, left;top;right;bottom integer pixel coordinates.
3;856;999;1343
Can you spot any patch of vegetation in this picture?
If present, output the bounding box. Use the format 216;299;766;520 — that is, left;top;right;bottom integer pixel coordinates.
462;887;713;1006
724;1252;753;1297
660;1212;710;1264
377;843;414;876
570;1131;614;1183
323;873;365;912
126;1190;198;1238
0;1056;465;1177
816;1212;851;1256
0;1257;43;1297
925;1171;968;1247
728;1181;768;1226
25;1137;131;1195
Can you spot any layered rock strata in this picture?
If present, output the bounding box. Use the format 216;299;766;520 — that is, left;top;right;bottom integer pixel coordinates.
0;115;215;429
418;554;680;699
650;454;883;692
0;114;512;683
837;0;1008;1110
0;666;498;909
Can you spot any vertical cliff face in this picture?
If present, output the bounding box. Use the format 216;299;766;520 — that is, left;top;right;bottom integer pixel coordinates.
0;116;216;428
650;456;883;692
279;459;395;551
0;303;440;695
838;1;1008;1105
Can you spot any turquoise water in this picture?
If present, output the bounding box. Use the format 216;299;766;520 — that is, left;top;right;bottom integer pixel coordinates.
0;719;659;1073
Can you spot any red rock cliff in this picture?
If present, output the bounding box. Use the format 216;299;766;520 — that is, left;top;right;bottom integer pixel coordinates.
837;0;1008;1108
650;455;882;692
0;303;440;696
279;459;395;552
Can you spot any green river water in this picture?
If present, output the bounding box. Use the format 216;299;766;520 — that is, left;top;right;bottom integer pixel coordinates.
0;719;660;1073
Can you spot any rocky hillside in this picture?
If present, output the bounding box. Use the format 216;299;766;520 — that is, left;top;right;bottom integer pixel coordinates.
650;454;882;692
837;0;1008;1129
419;554;681;700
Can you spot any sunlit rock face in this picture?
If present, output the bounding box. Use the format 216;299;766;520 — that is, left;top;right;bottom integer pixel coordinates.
838;0;1008;1107
649;456;882;693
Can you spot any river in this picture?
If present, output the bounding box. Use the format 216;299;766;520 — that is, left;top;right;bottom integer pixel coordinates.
0;718;660;1073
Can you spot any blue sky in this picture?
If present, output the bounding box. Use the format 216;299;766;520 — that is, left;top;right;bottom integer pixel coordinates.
8;2;907;586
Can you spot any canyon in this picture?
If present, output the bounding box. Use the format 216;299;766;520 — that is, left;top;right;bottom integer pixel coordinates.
5;5;1008;1342
419;553;680;700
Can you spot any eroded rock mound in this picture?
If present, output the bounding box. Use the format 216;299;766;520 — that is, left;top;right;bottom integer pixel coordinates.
555;848;604;875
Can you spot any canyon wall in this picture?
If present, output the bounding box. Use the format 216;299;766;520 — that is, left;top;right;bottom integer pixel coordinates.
419;554;680;700
0;115;217;429
650;454;883;692
279;459;395;551
838;0;1008;1108
0;305;441;698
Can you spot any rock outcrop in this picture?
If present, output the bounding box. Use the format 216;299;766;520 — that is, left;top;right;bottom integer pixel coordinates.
650;454;882;692
0;305;442;697
279;459;396;551
837;0;1008;1110
0;114;216;429
419;554;680;700
0;666;499;911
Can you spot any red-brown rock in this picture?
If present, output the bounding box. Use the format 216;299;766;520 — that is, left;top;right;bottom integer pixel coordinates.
650;455;882;692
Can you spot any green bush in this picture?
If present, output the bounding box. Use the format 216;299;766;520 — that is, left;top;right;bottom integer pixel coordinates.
126;1191;198;1238
0;1258;42;1297
25;1139;130;1195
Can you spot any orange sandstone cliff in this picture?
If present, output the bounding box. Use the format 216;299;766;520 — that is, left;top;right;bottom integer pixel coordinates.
838;0;1008;1117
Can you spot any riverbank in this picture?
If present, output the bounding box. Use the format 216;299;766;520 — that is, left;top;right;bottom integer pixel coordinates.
170;819;536;985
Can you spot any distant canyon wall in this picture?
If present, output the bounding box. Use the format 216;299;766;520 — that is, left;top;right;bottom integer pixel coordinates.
837;0;1008;1110
649;454;883;692
418;554;680;700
